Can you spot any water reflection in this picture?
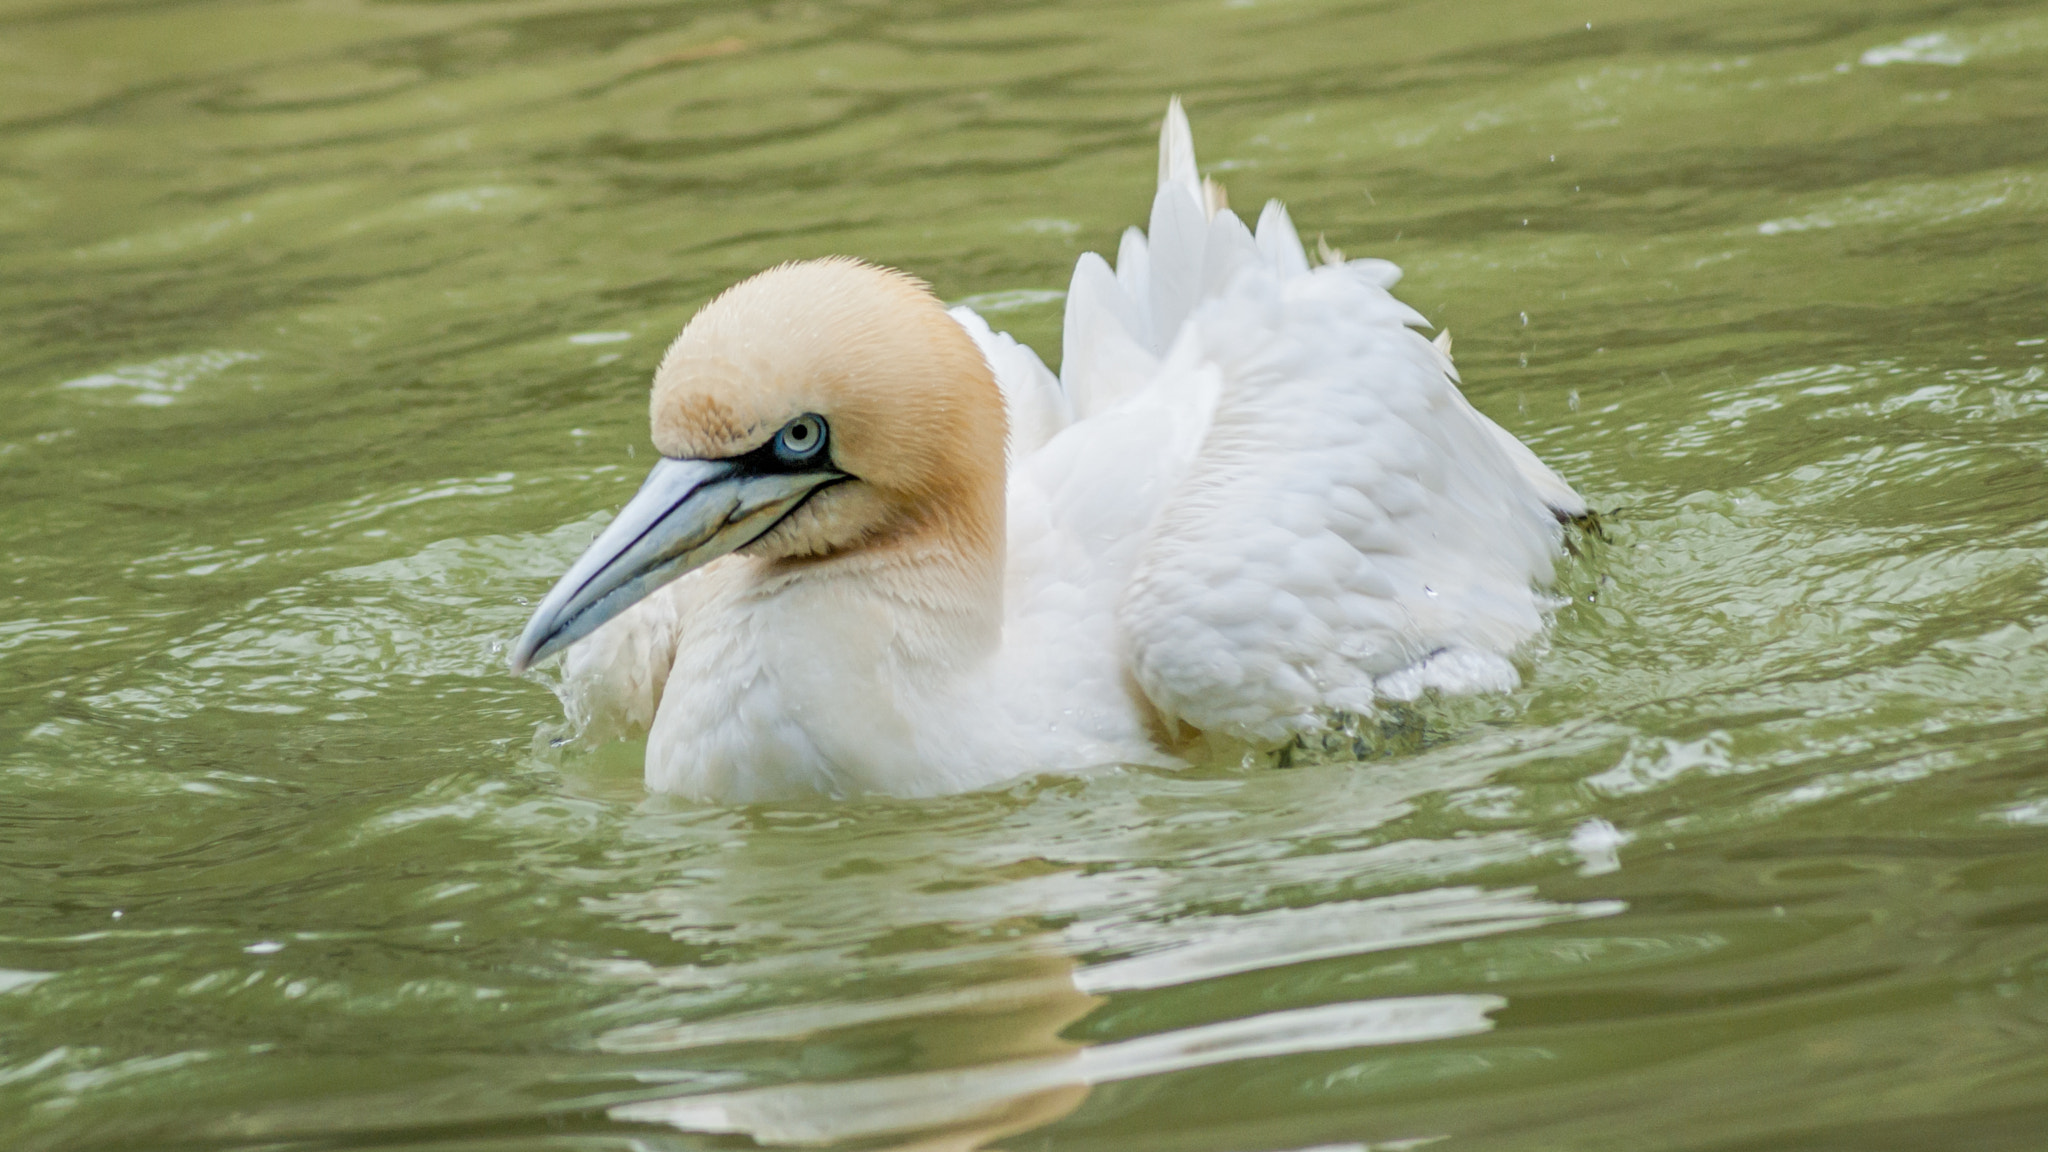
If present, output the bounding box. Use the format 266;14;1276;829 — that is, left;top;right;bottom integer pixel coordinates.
612;986;1499;1149
610;949;1100;1150
593;878;1611;1149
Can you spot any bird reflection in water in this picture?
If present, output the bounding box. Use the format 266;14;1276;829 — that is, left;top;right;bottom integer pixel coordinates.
604;945;1098;1151
601;931;1512;1149
579;741;1622;1148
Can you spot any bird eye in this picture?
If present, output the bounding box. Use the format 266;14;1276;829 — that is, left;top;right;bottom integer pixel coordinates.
773;414;828;464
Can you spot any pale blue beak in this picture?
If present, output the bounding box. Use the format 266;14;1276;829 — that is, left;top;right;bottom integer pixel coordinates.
509;456;840;673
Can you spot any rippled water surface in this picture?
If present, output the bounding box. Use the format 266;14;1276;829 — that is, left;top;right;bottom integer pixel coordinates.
6;0;2048;1148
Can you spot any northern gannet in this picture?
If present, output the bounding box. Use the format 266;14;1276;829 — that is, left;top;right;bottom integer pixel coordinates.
510;100;1585;802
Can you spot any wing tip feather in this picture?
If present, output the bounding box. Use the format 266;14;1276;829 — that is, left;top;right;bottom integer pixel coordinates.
1159;96;1199;194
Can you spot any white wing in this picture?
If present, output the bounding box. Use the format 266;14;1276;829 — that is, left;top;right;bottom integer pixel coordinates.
1024;98;1583;746
948;305;1071;458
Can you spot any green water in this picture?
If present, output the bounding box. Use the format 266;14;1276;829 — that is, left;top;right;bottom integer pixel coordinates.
6;0;2048;1147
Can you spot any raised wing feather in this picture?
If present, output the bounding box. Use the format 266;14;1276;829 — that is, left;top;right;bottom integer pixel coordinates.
1034;98;1582;745
1117;262;1574;743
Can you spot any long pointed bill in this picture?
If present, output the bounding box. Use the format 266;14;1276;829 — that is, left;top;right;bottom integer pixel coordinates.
509;456;840;674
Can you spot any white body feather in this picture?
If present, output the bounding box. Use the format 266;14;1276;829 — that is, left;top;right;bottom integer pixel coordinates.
558;101;1582;800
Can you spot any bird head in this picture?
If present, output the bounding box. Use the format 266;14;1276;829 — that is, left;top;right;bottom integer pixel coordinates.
509;258;1006;674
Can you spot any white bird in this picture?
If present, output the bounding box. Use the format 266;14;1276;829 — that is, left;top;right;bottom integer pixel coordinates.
510;100;1584;802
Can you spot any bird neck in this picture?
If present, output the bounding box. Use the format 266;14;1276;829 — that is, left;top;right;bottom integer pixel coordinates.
758;493;1006;670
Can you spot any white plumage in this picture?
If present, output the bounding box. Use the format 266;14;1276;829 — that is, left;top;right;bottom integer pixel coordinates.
514;100;1583;801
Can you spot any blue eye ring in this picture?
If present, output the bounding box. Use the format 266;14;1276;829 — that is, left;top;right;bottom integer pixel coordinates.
773;414;828;464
